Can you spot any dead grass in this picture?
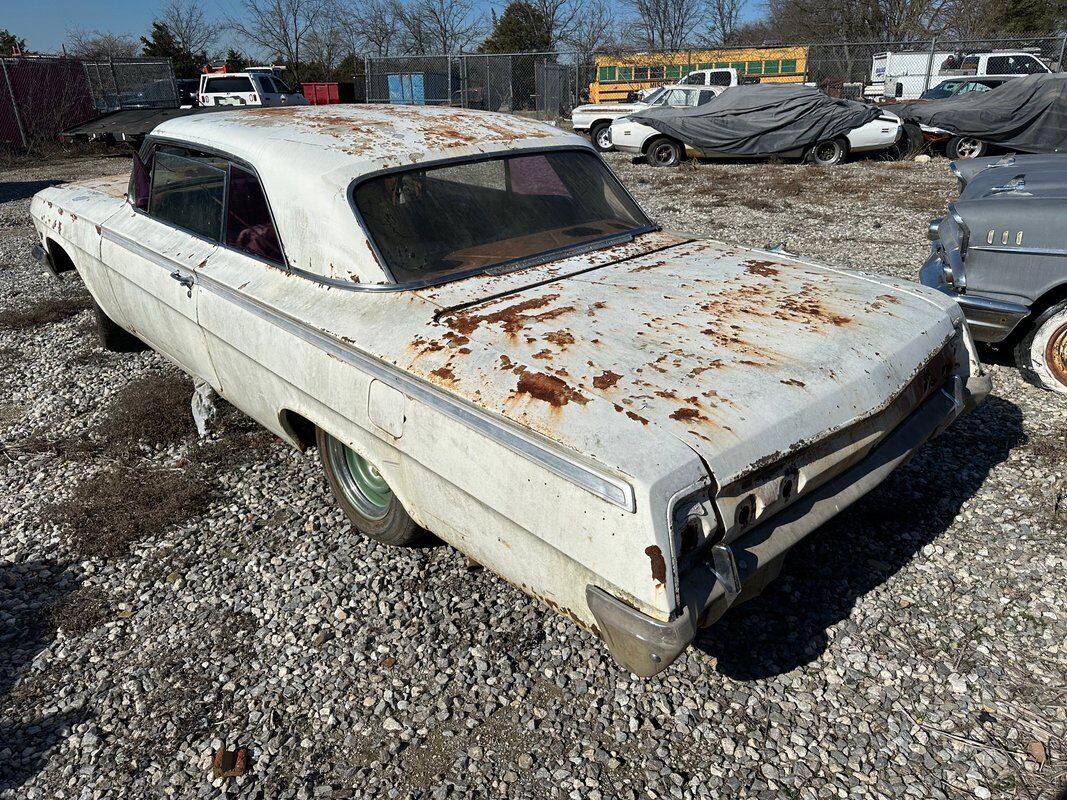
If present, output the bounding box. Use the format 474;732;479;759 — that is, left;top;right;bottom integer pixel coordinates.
49;586;110;636
0;293;92;330
43;464;211;558
95;373;197;448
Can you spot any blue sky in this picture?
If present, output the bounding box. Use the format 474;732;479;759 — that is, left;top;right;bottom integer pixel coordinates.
8;0;240;54
7;0;762;56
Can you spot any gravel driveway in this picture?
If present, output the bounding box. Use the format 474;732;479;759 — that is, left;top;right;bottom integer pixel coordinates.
1;149;1064;800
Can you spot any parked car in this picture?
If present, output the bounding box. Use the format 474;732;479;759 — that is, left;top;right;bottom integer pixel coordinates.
198;71;308;107
919;77;1007;100
31;105;988;676
870;50;1050;100
572;84;723;151
609;86;723;156
921;155;1067;393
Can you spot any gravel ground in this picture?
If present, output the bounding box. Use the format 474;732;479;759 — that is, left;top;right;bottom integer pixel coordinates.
1;148;1065;800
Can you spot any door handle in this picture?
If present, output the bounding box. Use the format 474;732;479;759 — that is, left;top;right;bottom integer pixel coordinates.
170;270;194;297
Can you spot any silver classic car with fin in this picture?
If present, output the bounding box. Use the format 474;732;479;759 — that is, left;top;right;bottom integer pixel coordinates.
922;154;1067;393
31;105;989;676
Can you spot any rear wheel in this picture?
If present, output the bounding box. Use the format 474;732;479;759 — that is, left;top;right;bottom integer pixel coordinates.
1014;300;1067;394
807;138;848;166
947;135;987;160
590;122;612;152
646;137;682;167
93;300;148;352
316;427;426;546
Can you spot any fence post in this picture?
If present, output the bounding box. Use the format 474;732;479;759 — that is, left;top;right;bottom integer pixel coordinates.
108;56;119;106
1057;34;1067;71
0;58;27;149
922;37;937;94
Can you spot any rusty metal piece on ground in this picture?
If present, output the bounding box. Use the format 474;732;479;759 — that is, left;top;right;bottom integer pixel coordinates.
466;556;483;571
212;746;248;779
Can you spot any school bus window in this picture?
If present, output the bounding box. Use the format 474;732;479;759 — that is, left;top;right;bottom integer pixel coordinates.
781;59;797;73
634;66;649;80
698;63;713;70
650;65;665;79
666;65;681;78
764;60;780;74
715;62;728;69
731;61;746;73
618;66;633;80
747;61;762;74
598;66;616;81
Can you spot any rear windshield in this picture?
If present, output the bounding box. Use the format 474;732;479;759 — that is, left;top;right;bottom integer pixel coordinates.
353;150;652;284
203;76;255;94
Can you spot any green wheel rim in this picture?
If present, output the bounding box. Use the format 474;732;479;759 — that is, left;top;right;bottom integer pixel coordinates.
328;437;392;521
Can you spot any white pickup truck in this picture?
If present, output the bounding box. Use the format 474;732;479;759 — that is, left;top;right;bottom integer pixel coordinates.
30;105;988;676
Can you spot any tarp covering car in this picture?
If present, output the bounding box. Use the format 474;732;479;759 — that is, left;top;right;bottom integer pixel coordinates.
889;73;1067;154
627;84;881;155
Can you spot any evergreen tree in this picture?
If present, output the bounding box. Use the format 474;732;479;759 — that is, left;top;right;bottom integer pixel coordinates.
478;1;553;53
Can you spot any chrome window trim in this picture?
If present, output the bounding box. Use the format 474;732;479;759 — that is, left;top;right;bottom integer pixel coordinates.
100;226;637;512
346;144;660;288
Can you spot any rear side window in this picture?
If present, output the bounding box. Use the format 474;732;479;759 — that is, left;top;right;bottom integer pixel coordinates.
203;76;255;94
226;165;284;265
149;151;226;240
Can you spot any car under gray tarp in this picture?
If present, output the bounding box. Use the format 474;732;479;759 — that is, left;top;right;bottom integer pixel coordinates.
627;84;881;155
888;73;1067;154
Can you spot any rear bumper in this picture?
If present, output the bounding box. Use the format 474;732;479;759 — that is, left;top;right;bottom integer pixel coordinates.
587;372;983;677
919;251;1030;343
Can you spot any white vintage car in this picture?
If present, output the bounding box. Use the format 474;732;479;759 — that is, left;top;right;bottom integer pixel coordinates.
31;105;989;676
612;109;905;167
571;85;722;152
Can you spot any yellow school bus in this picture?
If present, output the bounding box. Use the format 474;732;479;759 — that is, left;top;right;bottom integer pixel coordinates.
589;46;809;103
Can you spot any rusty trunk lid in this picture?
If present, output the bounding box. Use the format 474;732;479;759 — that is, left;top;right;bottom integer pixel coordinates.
413;236;960;490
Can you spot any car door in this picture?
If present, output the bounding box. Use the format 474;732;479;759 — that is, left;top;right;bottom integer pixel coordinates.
100;143;224;389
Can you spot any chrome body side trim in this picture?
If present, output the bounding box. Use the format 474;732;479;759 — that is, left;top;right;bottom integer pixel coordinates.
101;227;638;512
920;250;1030;343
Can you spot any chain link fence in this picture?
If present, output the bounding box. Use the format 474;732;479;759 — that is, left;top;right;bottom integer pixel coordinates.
1;56;177;150
365;53;582;118
366;34;1067;119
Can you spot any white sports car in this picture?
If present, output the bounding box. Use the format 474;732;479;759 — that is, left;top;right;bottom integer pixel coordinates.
611;109;903;167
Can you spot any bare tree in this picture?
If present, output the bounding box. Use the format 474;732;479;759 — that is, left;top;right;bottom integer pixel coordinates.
704;0;746;45
394;0;482;53
158;0;220;57
230;0;332;80
339;0;400;56
561;0;618;59
625;0;703;50
304;18;347;73
65;29;141;59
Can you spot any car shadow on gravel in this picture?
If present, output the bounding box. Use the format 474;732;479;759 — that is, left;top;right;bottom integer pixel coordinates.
694;394;1024;680
0;560;88;792
0;180;63;204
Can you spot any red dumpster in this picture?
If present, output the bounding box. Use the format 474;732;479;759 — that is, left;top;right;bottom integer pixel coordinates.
301;82;340;105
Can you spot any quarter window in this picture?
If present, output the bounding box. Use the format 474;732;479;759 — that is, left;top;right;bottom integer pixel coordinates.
149;151;226;240
226;165;284;265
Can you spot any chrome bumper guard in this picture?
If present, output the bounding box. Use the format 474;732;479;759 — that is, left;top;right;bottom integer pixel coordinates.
588;373;987;677
919;250;1029;344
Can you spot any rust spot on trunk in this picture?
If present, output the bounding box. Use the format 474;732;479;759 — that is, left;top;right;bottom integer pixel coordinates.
545;330;576;348
644;545;667;585
515;371;588;407
744;260;780;278
430;365;456;382
780;378;806;387
592;370;622;390
447;294;575;337
670;407;705;422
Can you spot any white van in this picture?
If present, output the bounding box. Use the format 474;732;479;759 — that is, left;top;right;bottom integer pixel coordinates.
198;72;308;107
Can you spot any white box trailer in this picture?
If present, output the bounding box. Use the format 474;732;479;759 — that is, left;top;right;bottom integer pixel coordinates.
866;51;957;99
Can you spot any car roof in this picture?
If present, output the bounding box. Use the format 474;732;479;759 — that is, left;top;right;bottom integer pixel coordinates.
151;105;588;285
